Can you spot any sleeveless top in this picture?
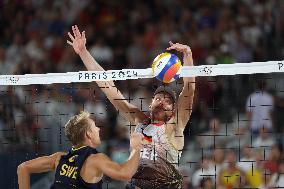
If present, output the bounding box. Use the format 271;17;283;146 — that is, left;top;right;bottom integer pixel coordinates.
131;122;183;189
219;168;243;188
50;146;102;189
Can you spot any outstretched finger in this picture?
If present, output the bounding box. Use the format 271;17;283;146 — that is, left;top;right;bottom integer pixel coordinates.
67;40;73;46
68;32;74;41
82;31;86;39
72;25;77;38
166;45;178;50
75;25;81;38
167;41;179;50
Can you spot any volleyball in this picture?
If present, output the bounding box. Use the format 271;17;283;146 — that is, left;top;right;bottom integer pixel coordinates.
152;52;182;83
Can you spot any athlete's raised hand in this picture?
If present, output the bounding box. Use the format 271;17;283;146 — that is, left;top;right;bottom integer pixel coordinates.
67;25;86;55
167;41;193;66
166;41;192;55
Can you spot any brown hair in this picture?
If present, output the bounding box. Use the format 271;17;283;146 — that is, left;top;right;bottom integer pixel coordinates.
64;111;91;146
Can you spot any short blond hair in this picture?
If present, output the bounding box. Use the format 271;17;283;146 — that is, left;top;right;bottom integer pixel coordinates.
65;111;91;146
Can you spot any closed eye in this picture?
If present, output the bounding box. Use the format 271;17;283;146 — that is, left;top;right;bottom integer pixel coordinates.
165;99;171;103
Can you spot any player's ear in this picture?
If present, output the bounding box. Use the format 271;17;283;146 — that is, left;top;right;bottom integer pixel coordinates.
85;131;92;140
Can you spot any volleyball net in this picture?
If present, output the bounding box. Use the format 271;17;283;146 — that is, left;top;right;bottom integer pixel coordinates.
1;61;284;189
0;61;283;85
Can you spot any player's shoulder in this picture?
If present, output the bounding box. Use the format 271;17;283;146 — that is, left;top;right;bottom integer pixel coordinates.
88;152;107;161
51;152;67;162
55;151;67;156
52;152;67;169
85;153;109;168
51;151;66;158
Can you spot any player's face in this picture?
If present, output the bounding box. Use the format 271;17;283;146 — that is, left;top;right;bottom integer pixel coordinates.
89;119;101;146
150;92;174;121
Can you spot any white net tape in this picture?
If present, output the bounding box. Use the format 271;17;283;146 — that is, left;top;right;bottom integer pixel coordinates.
0;61;283;85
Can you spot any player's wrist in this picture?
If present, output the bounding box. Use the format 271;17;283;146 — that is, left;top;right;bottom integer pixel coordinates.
78;47;88;56
183;47;192;55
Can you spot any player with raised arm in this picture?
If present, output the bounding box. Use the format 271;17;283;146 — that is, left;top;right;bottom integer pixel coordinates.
67;25;195;189
17;111;143;189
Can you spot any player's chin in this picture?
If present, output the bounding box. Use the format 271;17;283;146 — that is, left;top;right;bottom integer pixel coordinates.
153;112;167;121
95;139;101;145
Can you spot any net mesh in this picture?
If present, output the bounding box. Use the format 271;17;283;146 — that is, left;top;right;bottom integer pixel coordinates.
1;73;284;188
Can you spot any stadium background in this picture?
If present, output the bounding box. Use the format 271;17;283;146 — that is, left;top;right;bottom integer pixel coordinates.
0;0;284;188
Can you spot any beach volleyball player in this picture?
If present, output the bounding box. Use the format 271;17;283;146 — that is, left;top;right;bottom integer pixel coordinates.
17;111;143;189
67;25;195;189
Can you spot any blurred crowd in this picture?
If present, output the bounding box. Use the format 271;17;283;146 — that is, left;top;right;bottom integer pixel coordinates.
0;0;284;188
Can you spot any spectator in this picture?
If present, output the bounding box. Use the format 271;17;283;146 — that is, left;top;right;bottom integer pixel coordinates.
237;144;256;173
253;127;276;148
198;177;215;189
90;38;113;68
197;117;228;154
245;149;264;188
218;150;246;189
264;145;281;174
268;160;284;188
246;81;274;135
192;156;215;188
212;148;225;175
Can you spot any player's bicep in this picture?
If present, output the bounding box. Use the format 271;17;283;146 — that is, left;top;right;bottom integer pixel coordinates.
94;154;130;181
19;152;63;173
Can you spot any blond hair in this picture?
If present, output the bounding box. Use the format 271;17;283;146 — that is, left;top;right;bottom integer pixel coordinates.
65;111;91;146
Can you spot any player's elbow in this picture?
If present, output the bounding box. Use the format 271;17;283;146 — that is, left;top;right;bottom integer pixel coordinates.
119;166;136;181
107;172;133;181
17;162;29;175
121;173;133;181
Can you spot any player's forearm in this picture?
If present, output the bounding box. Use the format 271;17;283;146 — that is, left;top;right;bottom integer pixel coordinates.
182;75;195;98
121;149;140;179
78;48;115;88
183;79;195;95
183;47;195;91
17;164;30;189
78;48;105;72
182;50;195;86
